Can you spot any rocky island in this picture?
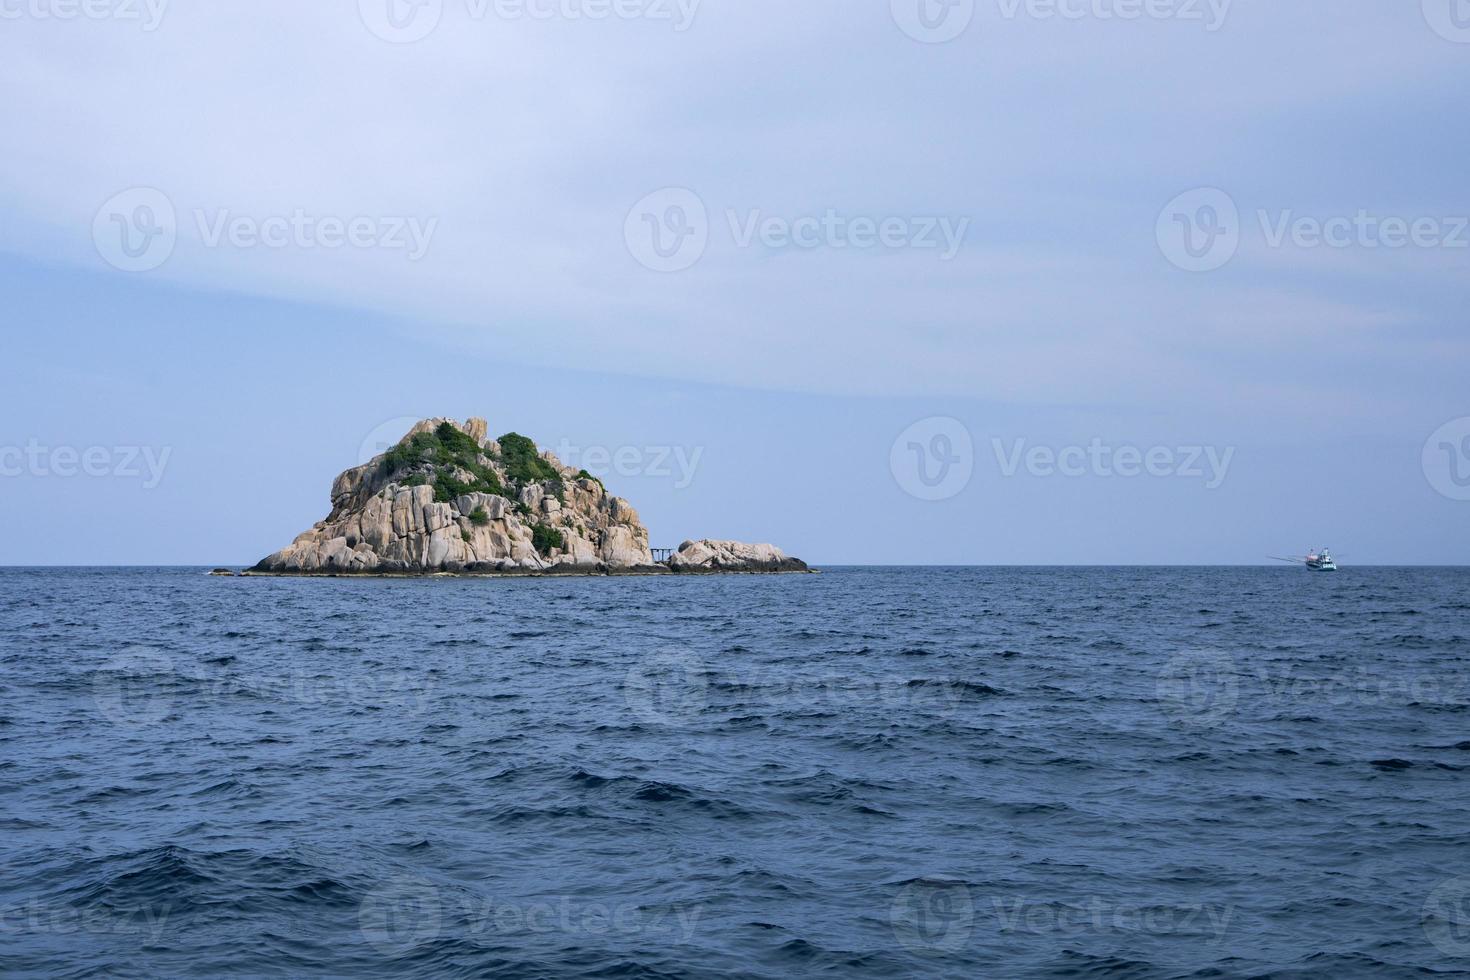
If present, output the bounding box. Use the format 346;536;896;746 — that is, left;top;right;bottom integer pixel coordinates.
245;417;809;577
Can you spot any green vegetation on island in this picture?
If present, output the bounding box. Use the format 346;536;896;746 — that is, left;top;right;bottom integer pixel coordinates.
497;431;559;484
532;523;565;556
374;423;578;523
380;421;505;502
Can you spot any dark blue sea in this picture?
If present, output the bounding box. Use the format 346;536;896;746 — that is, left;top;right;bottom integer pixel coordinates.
3;567;1470;979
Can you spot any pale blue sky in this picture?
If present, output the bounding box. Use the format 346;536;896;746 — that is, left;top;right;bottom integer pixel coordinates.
1;1;1467;564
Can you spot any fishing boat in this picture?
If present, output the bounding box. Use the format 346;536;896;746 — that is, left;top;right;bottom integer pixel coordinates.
1271;548;1338;571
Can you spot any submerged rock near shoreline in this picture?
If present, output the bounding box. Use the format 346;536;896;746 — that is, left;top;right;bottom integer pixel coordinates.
248;417;810;577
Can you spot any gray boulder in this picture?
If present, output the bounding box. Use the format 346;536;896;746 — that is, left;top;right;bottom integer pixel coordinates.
667;539;810;573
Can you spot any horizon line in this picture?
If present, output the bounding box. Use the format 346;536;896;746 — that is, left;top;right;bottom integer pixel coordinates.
4;564;1468;570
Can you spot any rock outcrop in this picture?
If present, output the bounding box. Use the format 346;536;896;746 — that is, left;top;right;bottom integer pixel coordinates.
667;540;809;573
248;418;809;576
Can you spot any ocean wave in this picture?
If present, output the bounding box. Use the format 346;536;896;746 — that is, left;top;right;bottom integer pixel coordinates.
7;565;1470;978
